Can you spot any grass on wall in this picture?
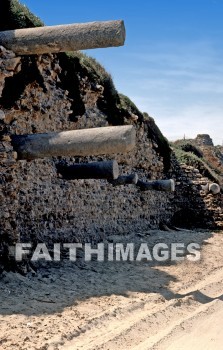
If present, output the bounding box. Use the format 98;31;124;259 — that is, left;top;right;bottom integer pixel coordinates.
173;145;221;184
0;0;43;31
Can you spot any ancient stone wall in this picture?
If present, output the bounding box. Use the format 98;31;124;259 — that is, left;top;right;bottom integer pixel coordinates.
0;46;222;270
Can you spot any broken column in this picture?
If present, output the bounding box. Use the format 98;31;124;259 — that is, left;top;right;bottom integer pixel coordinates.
108;173;138;186
137;179;175;192
201;182;221;195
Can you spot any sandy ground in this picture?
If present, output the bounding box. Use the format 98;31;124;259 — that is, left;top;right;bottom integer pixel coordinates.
0;229;223;350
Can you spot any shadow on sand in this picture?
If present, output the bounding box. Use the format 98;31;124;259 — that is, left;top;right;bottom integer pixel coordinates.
0;229;215;317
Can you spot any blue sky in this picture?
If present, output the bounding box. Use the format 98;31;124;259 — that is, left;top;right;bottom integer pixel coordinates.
21;0;223;145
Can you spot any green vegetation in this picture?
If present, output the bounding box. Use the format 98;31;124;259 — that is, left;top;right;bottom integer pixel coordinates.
172;143;221;183
118;94;144;120
59;51;120;123
0;0;43;31
145;115;171;172
65;53;147;125
179;142;203;158
173;139;203;155
66;52;115;88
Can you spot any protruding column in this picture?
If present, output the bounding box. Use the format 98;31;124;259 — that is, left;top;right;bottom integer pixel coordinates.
209;183;220;194
201;182;220;195
108;173;138;186
0;20;126;55
57;160;119;180
12;125;136;160
137;179;175;192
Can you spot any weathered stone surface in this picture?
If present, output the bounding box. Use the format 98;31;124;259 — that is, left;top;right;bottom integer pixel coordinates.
195;134;214;147
169;159;223;229
0;110;5;120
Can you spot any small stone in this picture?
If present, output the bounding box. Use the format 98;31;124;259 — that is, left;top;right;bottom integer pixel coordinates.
3;57;21;71
1;135;11;142
0;46;7;54
12;152;18;160
0;110;5;120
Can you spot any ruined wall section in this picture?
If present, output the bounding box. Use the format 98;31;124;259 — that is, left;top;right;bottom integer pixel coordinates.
169;157;223;229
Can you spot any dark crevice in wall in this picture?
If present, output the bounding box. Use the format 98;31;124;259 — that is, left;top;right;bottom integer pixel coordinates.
97;80;123;125
145;118;172;173
0;0;43;31
57;53;86;121
0;56;46;109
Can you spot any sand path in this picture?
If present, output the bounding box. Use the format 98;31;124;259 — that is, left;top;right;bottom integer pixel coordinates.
0;229;223;350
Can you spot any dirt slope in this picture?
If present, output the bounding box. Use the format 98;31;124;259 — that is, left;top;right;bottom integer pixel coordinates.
0;229;223;350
